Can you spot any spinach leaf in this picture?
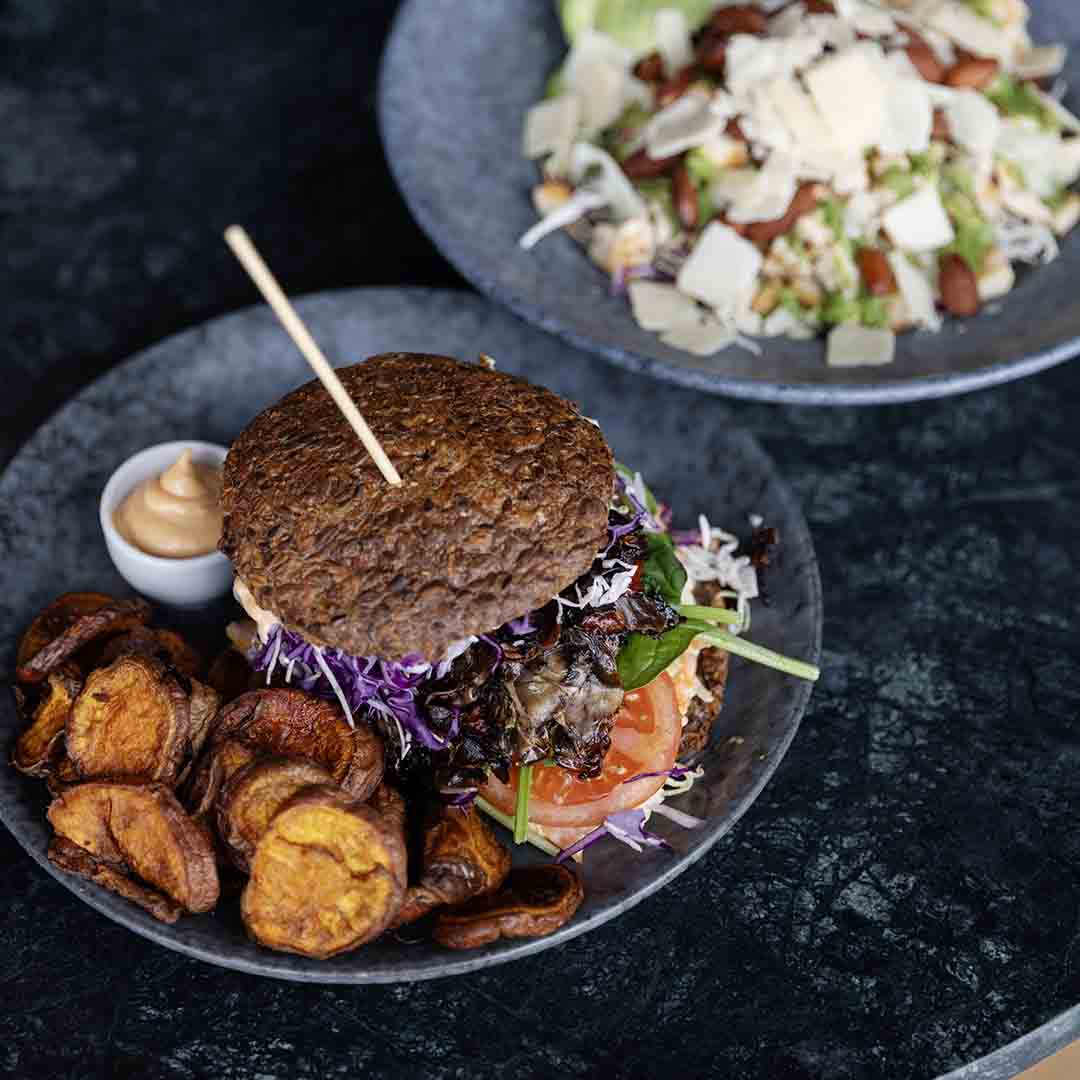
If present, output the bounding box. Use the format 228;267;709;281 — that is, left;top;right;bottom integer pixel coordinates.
640;531;687;605
617;624;700;692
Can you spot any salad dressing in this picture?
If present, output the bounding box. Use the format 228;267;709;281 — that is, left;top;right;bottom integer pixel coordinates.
114;449;223;558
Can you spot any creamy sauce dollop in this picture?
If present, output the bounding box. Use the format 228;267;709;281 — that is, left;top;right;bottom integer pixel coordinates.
114;449;223;558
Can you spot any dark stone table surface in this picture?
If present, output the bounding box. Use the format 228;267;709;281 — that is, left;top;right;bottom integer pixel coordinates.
1;2;1077;1077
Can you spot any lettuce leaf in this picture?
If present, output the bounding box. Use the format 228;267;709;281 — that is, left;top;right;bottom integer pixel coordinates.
557;0;715;51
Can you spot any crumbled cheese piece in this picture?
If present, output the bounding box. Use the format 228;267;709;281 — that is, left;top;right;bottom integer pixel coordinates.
676;222;764;316
645;92;726;160
844;190;883;239
628;280;702;331
569;142;647;221
654;7;693;76
660;313;737;356
944;89;1001;161
882;184;955;251
826;324;897;367
977;258;1015;301
522;95;581;175
805;45;888;152
888;251;942;332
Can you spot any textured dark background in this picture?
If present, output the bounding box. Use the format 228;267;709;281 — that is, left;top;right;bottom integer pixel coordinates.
1;2;1078;1078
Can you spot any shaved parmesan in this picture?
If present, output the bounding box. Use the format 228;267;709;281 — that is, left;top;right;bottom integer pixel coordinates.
645;92;726;160
569;142;647;221
660;314;737;356
882;184;955;251
805;46;888;152
944;89;1000;160
922;2;1010;63
710;167;760;210
654;8;692;76
628;280;702;331
996;121;1080;199
826;324;896;367
725;33;824;99
523;95;581;175
726;153;799;224
879;77;933;155
1013;44;1067;81
562;30;636;136
836;0;896;37
676;222;763;316
888;251;942;331
765;77;835;149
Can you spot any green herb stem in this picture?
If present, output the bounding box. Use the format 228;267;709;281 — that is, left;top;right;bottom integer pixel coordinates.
476;796;560;857
677;604;741;625
513;764;534;844
695;626;821;682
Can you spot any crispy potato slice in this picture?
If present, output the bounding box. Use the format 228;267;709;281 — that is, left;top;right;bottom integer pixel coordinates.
241;786;406;958
368;781;407;833
17;593;152;683
186;678;221;762
97;627;204;679
431;865;584;950
206;648;256;704
46;753;81;796
394;805;511;927
48;837;183;924
12;665;81;778
213;689;384;800
182;737;259;820
216;757;335;872
48;781;219;914
66;654;190;784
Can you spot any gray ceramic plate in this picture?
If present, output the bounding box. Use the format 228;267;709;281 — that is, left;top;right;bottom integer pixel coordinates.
0;288;821;983
379;0;1080;405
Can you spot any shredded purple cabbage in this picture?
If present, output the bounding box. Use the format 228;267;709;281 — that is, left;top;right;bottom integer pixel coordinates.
555;808;671;863
622;765;693;785
440;787;478;809
614;472;664;533
250;624;452;752
506;613;534;635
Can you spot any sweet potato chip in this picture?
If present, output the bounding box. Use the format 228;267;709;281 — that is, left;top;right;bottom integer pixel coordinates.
241;786;406;958
17;593;152;683
66;654;190;784
47;781;219;914
431;864;584;950
12;665;81;778
394;805;511;927
213;689;384;800
97;627;204;679
368;781;407;833
48;836;183;924
46;753;81;796
182;737;258;820
216;757;334;872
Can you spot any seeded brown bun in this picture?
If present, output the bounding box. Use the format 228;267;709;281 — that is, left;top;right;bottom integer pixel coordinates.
220;353;614;661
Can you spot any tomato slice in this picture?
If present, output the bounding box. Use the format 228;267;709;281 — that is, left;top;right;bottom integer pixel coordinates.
480;672;681;830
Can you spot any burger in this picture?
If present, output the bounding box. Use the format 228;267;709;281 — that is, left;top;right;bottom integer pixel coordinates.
219;353;817;858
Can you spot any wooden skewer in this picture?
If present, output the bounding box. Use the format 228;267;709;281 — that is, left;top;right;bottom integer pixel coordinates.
224;225;402;486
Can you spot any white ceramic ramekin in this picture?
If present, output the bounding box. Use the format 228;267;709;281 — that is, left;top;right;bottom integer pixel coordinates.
99;440;233;608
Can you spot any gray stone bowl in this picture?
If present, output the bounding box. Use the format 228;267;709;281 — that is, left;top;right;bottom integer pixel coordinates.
379;0;1080;404
0;288;821;983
